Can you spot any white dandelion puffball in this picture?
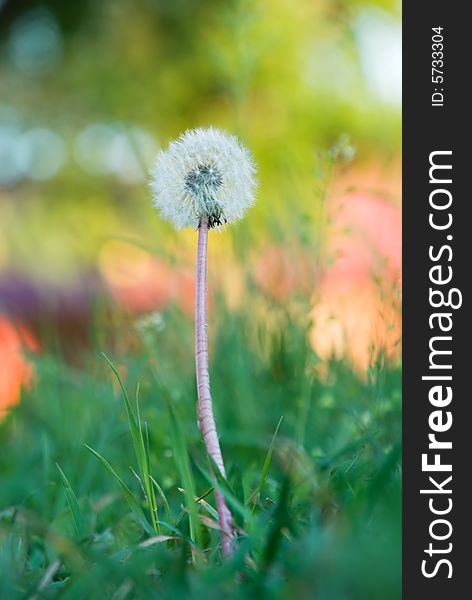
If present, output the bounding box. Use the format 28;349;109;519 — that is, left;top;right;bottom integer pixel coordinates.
150;128;257;229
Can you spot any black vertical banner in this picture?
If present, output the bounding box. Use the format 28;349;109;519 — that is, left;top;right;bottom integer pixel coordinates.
403;2;470;598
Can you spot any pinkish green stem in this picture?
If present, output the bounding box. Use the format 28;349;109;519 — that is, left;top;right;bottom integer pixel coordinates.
195;218;233;557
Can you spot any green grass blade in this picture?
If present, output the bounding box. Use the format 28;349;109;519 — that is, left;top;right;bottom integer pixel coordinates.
166;402;203;550
101;353;147;477
255;416;284;501
101;353;159;533
139;394;159;533
149;475;172;519
260;476;292;570
56;463;84;540
84;443;153;535
196;492;219;521
197;457;251;524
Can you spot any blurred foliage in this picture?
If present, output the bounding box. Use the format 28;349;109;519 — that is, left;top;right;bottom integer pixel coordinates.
1;0;400;280
1;302;401;598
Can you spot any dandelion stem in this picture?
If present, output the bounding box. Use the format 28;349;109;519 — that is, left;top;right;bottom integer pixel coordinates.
195;218;233;557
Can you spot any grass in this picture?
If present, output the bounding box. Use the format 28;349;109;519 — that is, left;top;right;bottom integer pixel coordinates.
0;301;401;599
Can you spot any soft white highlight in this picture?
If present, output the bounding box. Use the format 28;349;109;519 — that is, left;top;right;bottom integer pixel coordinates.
150;127;257;229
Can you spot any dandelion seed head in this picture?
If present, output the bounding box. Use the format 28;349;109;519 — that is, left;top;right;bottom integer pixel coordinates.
150;127;257;229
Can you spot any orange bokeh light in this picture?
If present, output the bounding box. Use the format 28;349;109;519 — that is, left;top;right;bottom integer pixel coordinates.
0;316;38;416
311;163;401;373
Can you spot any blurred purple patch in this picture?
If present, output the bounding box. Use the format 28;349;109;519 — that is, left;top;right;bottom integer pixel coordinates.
0;270;110;361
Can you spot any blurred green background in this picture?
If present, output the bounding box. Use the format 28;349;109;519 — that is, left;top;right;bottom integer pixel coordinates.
0;1;401;598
